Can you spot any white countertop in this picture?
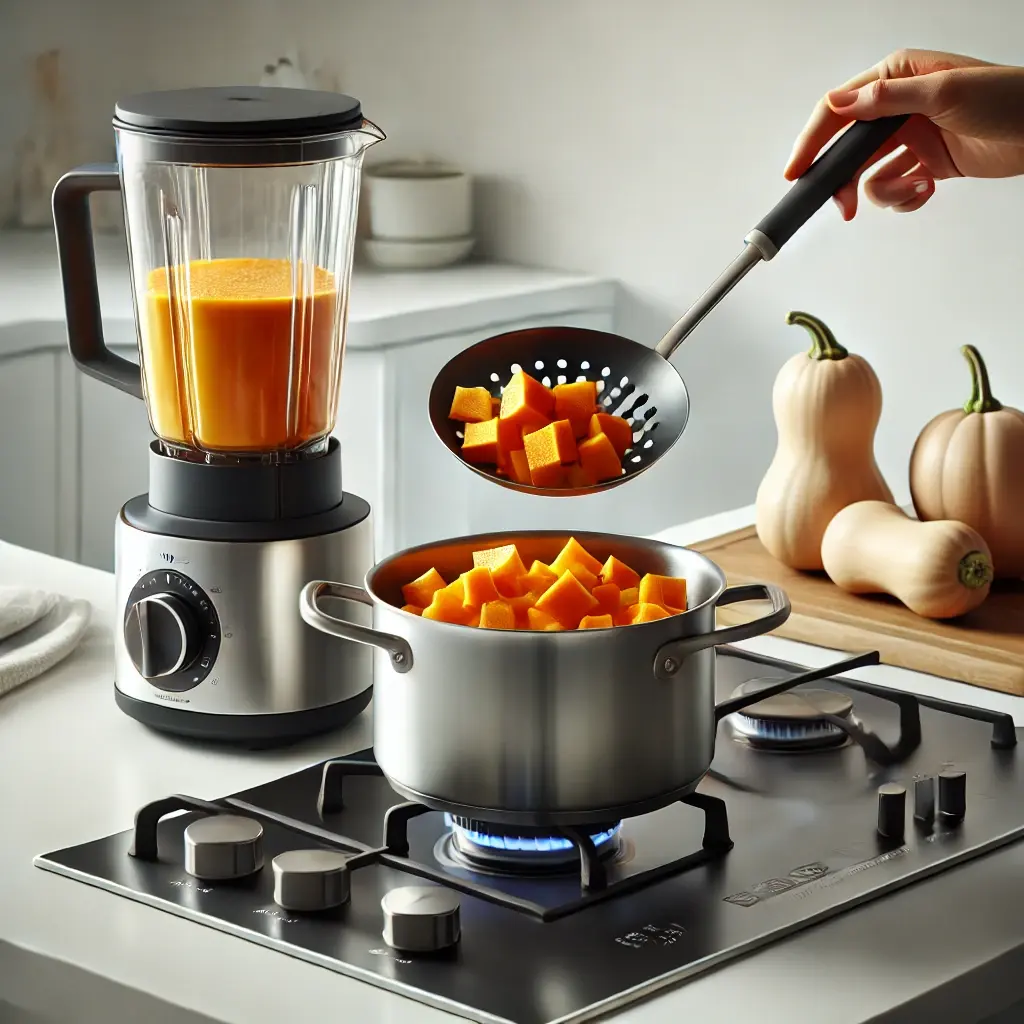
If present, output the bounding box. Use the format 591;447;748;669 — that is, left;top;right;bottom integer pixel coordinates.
0;229;614;351
4;506;1024;1024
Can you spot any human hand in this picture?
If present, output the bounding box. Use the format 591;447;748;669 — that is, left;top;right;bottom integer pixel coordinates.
784;49;1024;219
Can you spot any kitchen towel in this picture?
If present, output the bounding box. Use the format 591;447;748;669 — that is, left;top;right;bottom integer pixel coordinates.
0;586;92;697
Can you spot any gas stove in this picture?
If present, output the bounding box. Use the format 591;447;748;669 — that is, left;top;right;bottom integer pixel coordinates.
35;647;1024;1024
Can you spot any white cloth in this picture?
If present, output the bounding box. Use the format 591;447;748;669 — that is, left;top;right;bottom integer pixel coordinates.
0;586;92;697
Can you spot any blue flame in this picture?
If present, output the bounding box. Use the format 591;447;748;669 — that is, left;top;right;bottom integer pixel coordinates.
445;814;621;853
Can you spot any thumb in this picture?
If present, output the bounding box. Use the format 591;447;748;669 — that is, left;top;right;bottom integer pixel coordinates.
826;75;944;119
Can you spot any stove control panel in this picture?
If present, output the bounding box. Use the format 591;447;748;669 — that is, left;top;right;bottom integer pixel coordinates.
123;570;221;692
382;886;461;953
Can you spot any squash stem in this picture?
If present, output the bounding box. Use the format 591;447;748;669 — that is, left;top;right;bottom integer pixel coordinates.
958;550;994;590
961;345;1002;413
786;310;848;361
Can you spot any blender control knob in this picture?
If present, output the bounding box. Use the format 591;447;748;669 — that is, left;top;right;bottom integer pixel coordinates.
382;886;461;953
938;770;967;821
184;815;264;880
272;849;351;912
125;593;201;679
876;783;906;842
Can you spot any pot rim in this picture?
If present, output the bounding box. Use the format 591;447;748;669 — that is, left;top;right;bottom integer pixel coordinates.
360;528;727;637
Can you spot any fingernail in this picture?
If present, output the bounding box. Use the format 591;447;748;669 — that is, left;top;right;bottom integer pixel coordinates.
913;180;930;194
827;88;859;107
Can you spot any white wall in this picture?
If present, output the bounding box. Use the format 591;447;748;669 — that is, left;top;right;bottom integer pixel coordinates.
3;0;1023;537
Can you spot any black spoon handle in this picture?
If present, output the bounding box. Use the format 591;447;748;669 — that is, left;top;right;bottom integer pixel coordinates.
750;115;910;257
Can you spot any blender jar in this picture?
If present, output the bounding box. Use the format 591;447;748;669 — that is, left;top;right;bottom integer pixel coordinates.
52;86;384;461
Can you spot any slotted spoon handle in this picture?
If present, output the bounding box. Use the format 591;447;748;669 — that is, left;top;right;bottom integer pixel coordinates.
749;114;909;256
655;115;909;361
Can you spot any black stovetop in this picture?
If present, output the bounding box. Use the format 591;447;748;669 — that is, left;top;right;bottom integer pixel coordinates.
36;647;1024;1024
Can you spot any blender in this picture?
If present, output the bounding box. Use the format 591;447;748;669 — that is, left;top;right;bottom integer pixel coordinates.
52;86;383;744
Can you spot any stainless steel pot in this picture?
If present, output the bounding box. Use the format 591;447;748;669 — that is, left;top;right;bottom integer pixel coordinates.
299;530;791;826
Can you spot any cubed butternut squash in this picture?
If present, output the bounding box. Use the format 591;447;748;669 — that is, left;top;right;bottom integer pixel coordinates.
553;381;598;437
638;573;687;612
632;602;670;623
402;567;447;607
551;537;604;577
527;607;565;631
449;386;494;423
422;579;473;624
534;570;599;629
472;544;528;597
577;431;623;483
524;560;558;593
524;419;577;488
500;370;554;431
462;418;500;464
508;448;532;485
588;413;634;458
591;583;621;617
460;566;500;609
479;600;516;630
401;604;423;616
601;555;641;591
579;613;614;629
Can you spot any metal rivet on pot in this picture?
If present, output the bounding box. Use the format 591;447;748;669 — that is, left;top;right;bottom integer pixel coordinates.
662;657;678;674
394;653;405;664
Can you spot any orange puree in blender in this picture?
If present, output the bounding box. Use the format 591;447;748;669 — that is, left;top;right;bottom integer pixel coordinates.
143;258;339;453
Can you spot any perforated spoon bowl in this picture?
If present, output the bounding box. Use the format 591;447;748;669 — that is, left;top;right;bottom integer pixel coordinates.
429;116;908;496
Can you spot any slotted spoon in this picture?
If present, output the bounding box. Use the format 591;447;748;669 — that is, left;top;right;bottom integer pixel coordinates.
429;115;908;496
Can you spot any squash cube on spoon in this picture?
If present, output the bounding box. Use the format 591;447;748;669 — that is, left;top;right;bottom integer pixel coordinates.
450;386;495;423
553;381;598;437
589;413;634;458
577;431;623;482
524;419;577;488
461;418;500;465
500;370;555;431
507;448;532;485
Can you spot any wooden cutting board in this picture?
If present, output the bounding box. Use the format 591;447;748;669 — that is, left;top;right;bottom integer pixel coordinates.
693;526;1024;696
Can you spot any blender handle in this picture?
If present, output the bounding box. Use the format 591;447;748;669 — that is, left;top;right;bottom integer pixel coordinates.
52;164;144;399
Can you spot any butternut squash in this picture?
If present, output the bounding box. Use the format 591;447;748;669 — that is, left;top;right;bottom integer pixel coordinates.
909;344;1024;578
820;501;993;619
756;311;893;570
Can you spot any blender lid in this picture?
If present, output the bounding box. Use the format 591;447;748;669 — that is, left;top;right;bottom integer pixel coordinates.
114;86;364;138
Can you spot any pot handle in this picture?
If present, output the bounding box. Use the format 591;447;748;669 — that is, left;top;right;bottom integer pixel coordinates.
299;580;414;674
652;583;790;681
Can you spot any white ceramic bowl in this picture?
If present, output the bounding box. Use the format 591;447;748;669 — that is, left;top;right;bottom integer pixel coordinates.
365;161;471;241
362;236;475;270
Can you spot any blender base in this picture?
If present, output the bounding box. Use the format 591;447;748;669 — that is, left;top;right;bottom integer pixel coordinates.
114;686;372;750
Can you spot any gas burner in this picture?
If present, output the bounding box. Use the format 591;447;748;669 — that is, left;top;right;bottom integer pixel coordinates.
443;814;622;873
728;679;859;752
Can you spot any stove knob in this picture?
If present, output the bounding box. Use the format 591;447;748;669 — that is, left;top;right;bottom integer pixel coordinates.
184;815;264;880
938;770;967;822
272;849;351;912
125;593;201;679
877;783;906;842
382;886;461;953
913;776;936;824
